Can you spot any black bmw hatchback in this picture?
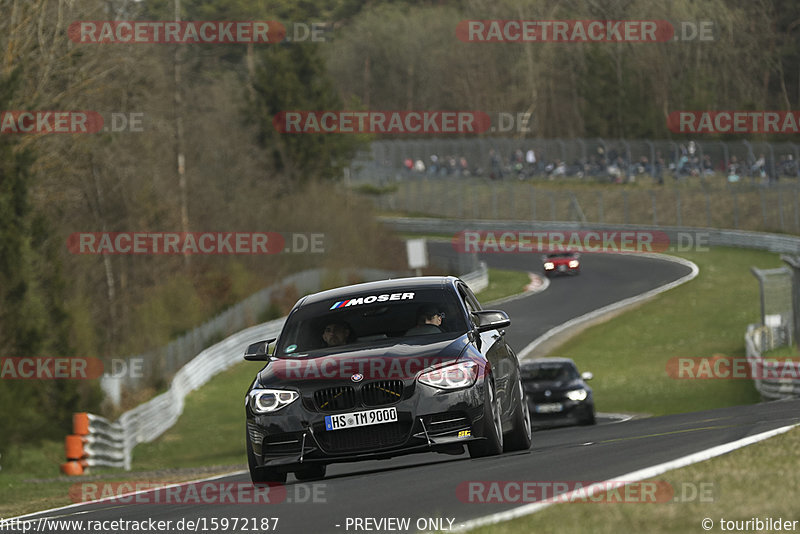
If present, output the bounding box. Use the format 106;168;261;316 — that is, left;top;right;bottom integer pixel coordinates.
244;276;531;482
521;357;596;427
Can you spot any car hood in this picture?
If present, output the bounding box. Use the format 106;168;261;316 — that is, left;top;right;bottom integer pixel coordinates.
256;335;470;388
545;257;575;265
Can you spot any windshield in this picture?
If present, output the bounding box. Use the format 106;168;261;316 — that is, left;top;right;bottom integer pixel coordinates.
521;363;579;381
275;288;467;355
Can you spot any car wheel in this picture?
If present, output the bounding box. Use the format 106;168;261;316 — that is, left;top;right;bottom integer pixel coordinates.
246;429;287;484
503;376;532;452
294;464;327;481
468;378;503;458
579;406;596;426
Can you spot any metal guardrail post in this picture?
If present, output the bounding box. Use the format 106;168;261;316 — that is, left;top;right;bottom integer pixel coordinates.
781;254;800;346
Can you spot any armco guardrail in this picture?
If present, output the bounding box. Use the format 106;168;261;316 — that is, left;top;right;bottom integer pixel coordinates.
745;324;800;401
64;317;285;474
63;413;127;474
103;268;394;405
462;261;488;293
67;264;487;473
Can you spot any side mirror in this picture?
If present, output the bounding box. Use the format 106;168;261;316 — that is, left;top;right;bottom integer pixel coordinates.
474;310;511;333
581;371;593;381
244;338;276;361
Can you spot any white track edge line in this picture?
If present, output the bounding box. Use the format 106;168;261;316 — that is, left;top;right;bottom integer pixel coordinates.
451;422;799;532
0;469;248;525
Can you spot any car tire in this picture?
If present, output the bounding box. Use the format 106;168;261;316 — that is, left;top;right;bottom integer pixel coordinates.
579;407;596;426
468;378;503;458
293;464;327;481
503;376;532;452
246;429;288;484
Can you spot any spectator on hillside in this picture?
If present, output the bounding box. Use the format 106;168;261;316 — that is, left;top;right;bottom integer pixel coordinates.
727;155;741;183
526;148;536;174
751;153;766;181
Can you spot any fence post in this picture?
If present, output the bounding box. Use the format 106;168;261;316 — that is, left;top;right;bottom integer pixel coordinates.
779;192;785;231
492;184;499;219
508;182;515;219
623;191;630;224
649;191;657;225
732;190;739;228
530;187;537;220
705;191;712;227
676;190;682;226
597;191;604;223
795;191;799;232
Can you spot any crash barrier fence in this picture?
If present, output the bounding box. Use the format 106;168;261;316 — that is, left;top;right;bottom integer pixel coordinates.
745;324;800;401
62;413;127;474
356;176;800;235
350;137;800;183
102;267;398;406
67;259;487;474
382;217;800;401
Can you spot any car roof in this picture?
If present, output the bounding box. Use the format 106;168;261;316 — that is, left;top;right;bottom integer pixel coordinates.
297;276;460;306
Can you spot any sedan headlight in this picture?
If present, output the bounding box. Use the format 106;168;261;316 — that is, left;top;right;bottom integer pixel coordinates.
418;361;479;390
248;389;299;413
566;388;588;401
568;260;580;268
544;262;555;270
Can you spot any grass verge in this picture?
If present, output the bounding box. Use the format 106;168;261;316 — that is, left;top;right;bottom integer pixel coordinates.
550;247;783;416
475;269;532;304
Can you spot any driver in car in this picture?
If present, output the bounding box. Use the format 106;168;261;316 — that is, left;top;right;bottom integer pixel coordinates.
405;305;445;336
322;321;353;347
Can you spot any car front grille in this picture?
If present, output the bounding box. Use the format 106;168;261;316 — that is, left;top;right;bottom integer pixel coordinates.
315;422;411;454
526;389;568;403
362;380;404;407
314;386;357;412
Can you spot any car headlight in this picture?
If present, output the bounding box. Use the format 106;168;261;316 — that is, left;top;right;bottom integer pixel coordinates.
566;388;588;401
568;260;580;268
544;262;555;270
248;389;299;413
418;361;479;390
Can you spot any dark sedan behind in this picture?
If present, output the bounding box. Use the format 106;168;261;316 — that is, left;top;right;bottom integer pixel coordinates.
521;357;595;427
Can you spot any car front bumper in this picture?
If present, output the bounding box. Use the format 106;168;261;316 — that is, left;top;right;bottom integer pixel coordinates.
246;379;493;469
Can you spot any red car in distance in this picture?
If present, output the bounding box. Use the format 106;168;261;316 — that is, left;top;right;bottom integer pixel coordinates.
542;252;581;277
